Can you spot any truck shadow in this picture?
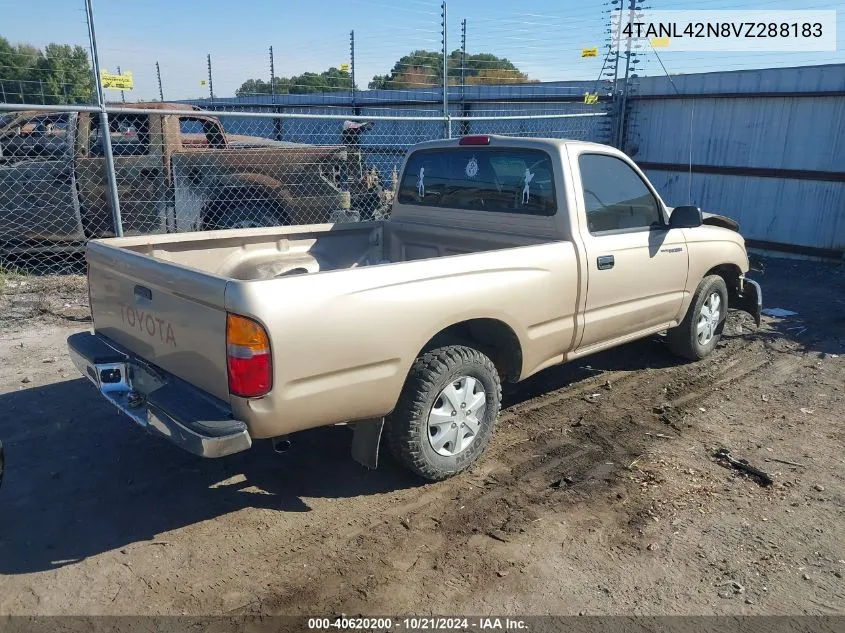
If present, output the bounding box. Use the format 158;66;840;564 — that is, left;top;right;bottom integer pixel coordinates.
0;342;680;576
0;377;420;575
0;339;683;576
504;334;679;408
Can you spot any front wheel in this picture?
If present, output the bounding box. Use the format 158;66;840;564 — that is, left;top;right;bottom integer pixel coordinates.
386;345;502;481
667;275;728;361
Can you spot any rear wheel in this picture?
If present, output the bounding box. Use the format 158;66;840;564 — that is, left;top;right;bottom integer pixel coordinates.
204;198;290;230
667;275;728;361
386;345;501;481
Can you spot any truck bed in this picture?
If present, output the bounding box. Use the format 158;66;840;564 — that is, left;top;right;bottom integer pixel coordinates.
85;217;566;415
114;219;553;280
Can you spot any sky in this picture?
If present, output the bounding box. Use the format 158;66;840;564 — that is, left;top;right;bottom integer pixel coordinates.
3;0;843;102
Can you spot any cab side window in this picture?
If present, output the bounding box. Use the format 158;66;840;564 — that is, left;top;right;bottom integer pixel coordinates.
90;114;149;157
578;153;663;233
1;114;69;160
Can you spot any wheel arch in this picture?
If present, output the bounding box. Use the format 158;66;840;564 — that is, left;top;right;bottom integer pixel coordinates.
416;318;523;384
704;263;744;305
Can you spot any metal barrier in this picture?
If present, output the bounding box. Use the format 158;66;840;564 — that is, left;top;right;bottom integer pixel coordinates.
0;102;607;274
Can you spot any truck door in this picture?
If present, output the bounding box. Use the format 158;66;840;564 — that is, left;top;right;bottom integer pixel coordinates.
75;113;168;237
0;112;84;245
571;150;689;353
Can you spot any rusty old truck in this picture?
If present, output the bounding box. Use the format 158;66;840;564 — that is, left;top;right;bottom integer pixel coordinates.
0;104;384;251
68;135;762;481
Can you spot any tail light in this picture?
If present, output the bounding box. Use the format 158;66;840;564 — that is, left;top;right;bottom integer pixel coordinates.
226;314;272;398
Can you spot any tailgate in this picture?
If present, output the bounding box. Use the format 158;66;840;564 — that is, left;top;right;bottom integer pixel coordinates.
86;240;231;402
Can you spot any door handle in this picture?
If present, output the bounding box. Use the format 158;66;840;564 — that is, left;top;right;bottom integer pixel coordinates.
597;255;615;270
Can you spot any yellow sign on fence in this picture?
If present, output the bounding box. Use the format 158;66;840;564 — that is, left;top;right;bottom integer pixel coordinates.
340;63;350;73
200;79;207;86
100;70;133;90
581;48;598;58
583;92;599;105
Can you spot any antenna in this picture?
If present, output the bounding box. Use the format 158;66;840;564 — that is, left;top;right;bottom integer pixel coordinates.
649;42;695;205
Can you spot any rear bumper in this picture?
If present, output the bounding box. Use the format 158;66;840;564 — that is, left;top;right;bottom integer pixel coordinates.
67;332;252;458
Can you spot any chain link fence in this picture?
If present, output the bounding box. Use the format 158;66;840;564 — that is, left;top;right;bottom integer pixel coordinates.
0;103;608;279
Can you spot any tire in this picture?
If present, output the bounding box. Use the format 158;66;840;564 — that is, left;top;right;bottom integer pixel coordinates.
667;275;729;361
204;198;290;230
386;345;502;481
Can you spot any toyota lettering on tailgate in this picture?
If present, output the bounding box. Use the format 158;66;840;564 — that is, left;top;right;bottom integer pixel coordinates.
120;305;177;347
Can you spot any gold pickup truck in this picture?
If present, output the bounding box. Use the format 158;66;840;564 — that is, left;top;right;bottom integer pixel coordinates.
67;135;761;481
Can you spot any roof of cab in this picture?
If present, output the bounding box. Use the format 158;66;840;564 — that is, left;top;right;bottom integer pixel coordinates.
408;134;613;152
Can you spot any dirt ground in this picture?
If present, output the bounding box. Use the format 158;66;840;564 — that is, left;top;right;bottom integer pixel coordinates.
0;257;843;617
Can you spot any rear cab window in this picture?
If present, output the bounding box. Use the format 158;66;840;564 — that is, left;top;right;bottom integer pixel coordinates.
178;116;227;149
398;147;557;216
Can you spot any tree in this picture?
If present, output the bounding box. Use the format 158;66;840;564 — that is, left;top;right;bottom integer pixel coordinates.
38;44;94;104
369;50;532;89
236;67;352;97
0;36;93;104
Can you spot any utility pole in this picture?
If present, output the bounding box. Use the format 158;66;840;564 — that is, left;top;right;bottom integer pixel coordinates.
615;0;636;150
460;18;469;137
441;1;450;138
117;65;125;103
269;46;276;103
350;30;358;114
270;45;282;141
84;0;123;237
155;61;164;101
460;19;467;100
207;53;215;104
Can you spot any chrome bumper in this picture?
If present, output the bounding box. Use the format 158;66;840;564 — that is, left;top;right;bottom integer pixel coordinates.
67;332;251;458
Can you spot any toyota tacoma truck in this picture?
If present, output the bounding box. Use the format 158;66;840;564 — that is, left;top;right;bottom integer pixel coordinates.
67;135;761;481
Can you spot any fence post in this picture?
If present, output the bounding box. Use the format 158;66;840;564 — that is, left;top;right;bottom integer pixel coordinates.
84;0;123;237
441;1;450;138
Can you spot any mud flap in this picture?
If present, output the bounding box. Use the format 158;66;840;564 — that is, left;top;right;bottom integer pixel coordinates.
350;418;384;470
735;278;762;327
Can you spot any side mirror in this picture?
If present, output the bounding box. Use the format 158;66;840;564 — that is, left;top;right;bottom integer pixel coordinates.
669;205;702;229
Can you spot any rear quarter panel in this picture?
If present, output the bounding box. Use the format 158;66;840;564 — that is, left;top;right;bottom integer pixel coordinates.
226;241;580;438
